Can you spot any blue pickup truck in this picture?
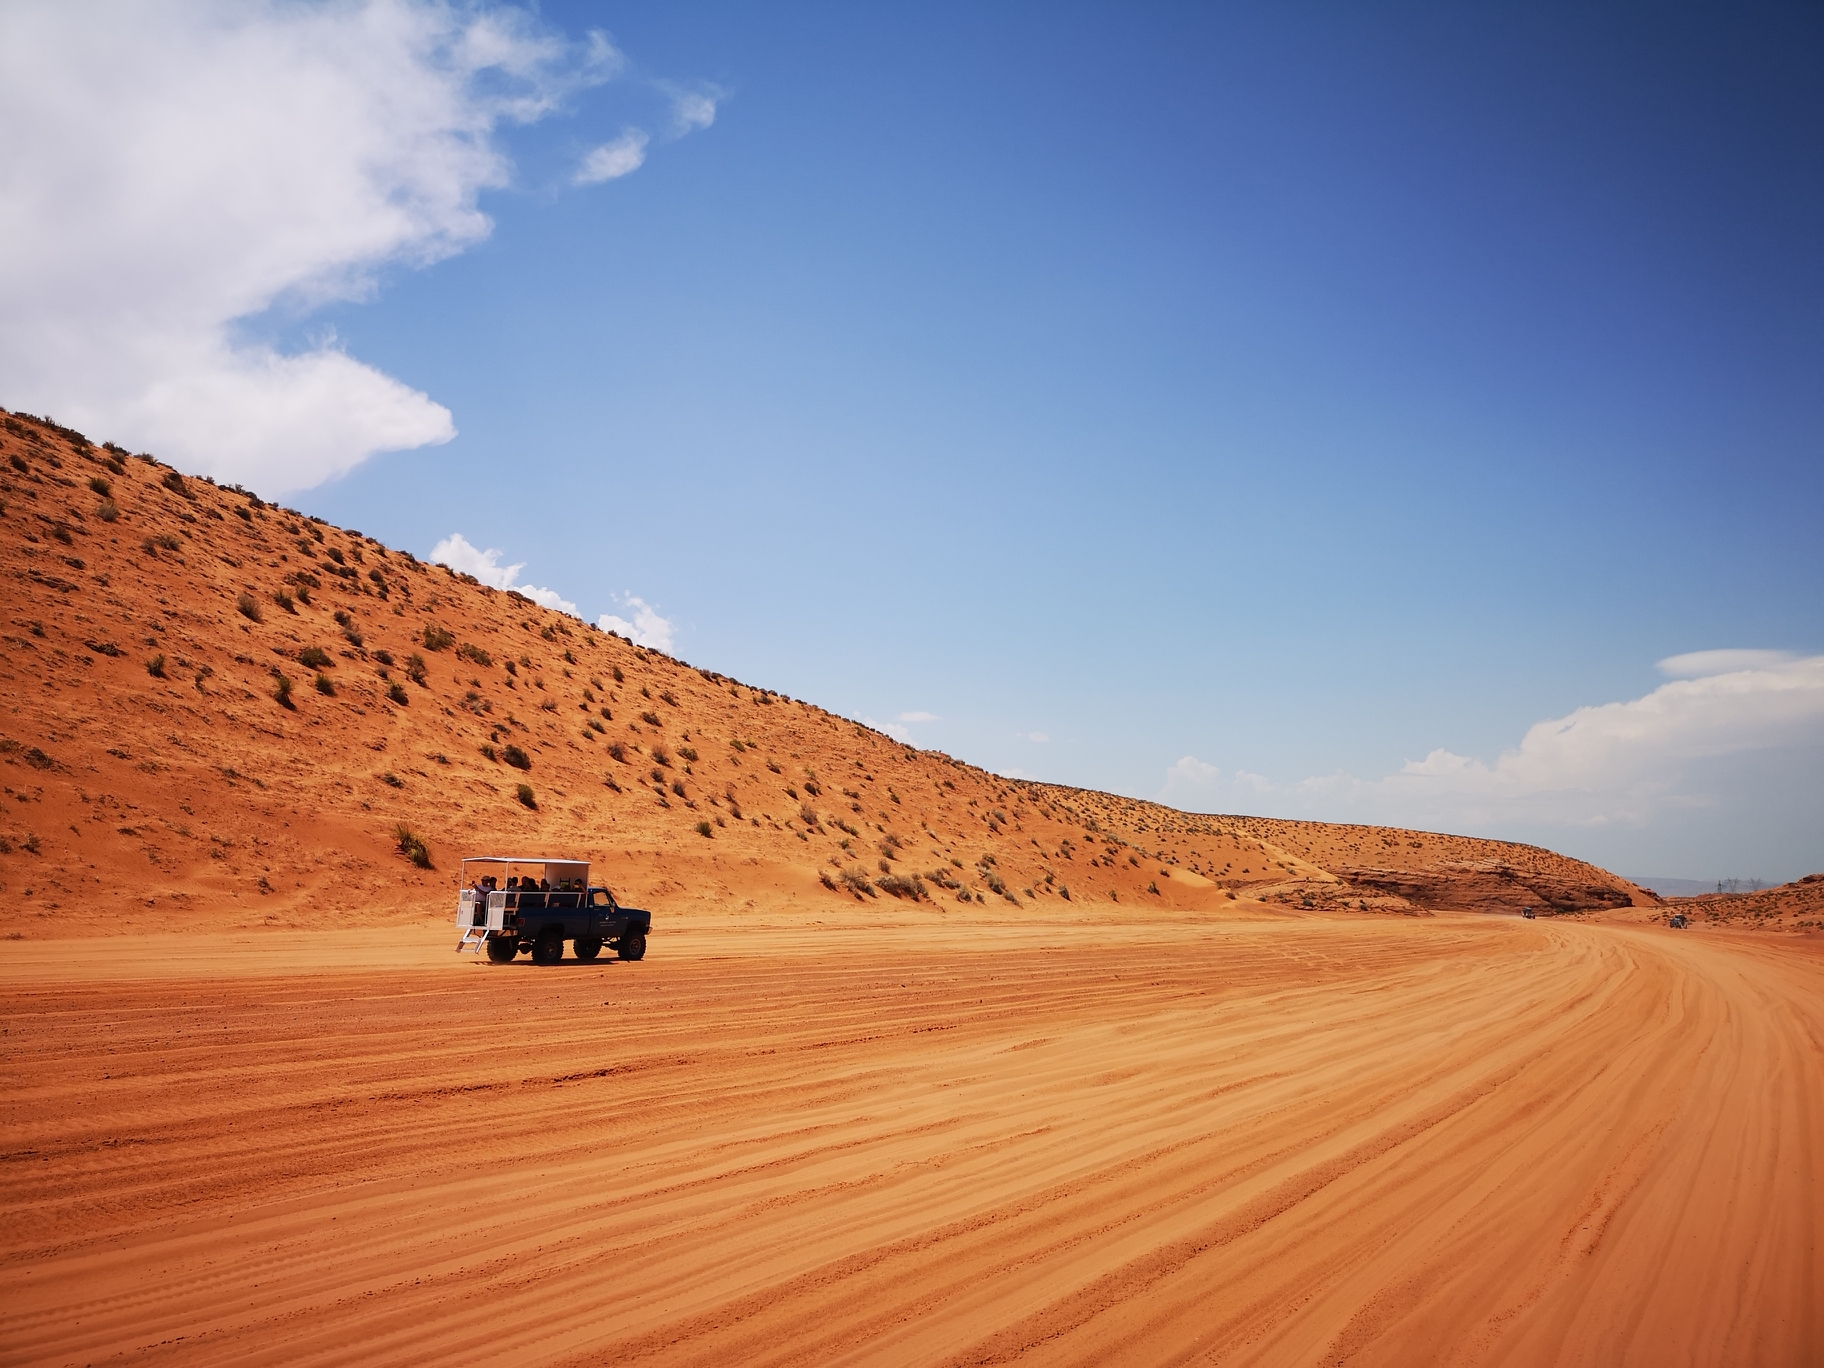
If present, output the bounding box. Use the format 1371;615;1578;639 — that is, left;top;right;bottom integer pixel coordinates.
455;856;650;965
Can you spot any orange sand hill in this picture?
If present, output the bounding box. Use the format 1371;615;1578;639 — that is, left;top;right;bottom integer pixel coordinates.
0;409;1651;934
1663;873;1824;934
5;410;1823;1366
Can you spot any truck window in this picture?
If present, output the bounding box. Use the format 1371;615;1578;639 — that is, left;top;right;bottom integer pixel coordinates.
590;890;611;907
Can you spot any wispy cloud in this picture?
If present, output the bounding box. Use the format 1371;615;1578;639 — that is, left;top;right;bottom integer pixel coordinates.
598;594;675;652
665;82;723;134
896;711;939;723
1019;731;1051;743
0;0;619;493
573;128;648;183
1158;651;1824;835
430;532;576;613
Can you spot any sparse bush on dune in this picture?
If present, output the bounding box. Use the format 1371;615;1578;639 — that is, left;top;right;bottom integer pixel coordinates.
876;872;926;901
88;475;111;497
502;744;531;771
271;670;293;708
315;672;335;696
298;646;331;669
695;820;713;838
406;653;427;686
388;682;409;706
392;822;431;868
607;741;626;762
516;783;537;810
236;593;261;622
650;744;671;768
146;654;165;678
422;626;454;651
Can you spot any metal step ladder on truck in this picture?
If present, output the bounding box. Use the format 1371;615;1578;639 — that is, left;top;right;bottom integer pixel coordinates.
455;856;651;964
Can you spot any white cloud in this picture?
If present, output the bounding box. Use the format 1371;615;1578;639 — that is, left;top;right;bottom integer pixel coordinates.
597;594;675;652
574;128;649;184
430;532;576;613
0;0;616;493
864;717;912;743
1162;653;1824;838
896;711;939;723
1656;649;1798;679
1020;731;1051;743
1159;755;1222;806
664;83;723;135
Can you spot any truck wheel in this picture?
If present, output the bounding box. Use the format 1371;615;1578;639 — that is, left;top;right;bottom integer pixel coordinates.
532;931;564;965
486;937;519;964
616;931;647;962
573;937;602;961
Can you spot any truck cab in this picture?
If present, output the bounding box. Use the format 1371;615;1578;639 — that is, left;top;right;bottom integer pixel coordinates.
455;856;651;964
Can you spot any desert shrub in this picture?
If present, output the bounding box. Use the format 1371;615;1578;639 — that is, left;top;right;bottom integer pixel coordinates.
539;699;556;712
315;672;335;696
479;743;497;761
88;475;111;497
234;505;252;522
272;589;296;614
373;648;394;666
388;681;409;706
1147;881;1160;895
96;500;119;522
671;779;687;798
22;834;40;854
820;871;838;891
677;745;698;762
343;625;362;647
458;642;492;667
876;873;926;901
564;648;576;664
146;654;165;678
236;593;261;622
659;689;678;706
298;645;331;669
23;746;55;770
640;710;661;727
612;665;624;682
515;783;536;809
381;772;403;788
326;547;345;565
799;803;819;827
406;652;427;685
1059;885;1071;901
161;469;186;495
599;706;612;720
272;672;294;708
729;738;746;753
650;744;671;767
607;741;626;762
333;608;351;627
422;625;454;651
501;744;531;771
392;822;432;868
503;659;517;676
695;820;713;838
838;867;877;898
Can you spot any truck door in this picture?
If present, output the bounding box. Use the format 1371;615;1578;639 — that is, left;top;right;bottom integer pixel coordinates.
589;888;619;936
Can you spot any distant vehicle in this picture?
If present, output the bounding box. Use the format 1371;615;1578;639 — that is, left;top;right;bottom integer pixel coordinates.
454;856;650;965
1521;907;1535;919
1668;912;1688;929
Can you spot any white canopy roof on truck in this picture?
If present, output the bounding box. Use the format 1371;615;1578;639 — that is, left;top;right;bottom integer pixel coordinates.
458;856;590;887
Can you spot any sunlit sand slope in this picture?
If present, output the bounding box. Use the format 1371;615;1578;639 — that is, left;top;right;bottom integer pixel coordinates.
5;912;1820;1365
0;409;1650;929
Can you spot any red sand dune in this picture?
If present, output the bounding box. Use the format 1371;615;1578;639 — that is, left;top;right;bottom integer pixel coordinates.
3;410;1820;1365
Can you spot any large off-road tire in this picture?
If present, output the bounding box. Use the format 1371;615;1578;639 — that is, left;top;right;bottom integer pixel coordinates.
532;930;564;965
486;936;519;963
616;930;647;962
573;937;602;962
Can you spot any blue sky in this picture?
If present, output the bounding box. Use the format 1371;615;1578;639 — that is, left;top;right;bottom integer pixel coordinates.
4;2;1820;879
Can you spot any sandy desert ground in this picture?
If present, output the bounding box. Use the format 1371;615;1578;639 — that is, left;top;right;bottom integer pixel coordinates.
6;904;1823;1366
